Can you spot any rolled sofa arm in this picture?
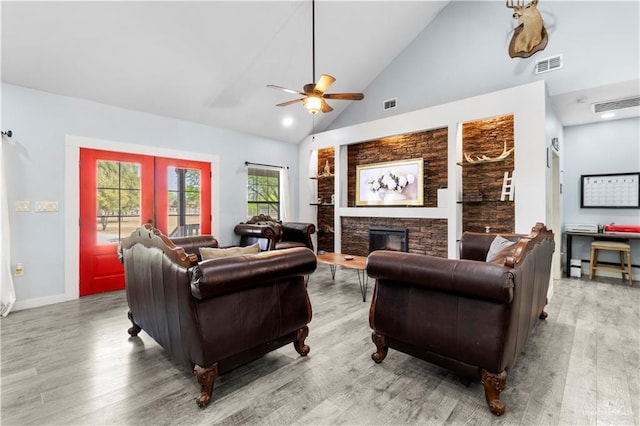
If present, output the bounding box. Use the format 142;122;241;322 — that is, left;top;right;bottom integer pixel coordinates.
367;251;514;304
233;223;279;240
282;222;316;243
170;235;218;261
190;247;317;299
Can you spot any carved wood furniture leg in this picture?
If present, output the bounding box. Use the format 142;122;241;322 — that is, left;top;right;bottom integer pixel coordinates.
481;369;507;416
194;363;218;408
127;311;141;336
539;298;549;319
371;332;388;363
294;326;310;356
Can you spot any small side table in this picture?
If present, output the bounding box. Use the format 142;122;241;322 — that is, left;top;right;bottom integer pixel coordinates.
316;253;369;301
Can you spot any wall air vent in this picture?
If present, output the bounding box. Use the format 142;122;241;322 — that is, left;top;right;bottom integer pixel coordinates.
534;54;562;74
592;96;640;113
383;98;397;111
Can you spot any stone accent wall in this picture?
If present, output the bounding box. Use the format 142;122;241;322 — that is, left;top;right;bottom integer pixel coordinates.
461;115;515;234
316;147;334;253
335;128;449;256
347;128;448;207
341;217;448;258
317;120;513;254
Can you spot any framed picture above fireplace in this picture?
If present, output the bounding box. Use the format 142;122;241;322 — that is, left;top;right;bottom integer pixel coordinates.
356;158;424;206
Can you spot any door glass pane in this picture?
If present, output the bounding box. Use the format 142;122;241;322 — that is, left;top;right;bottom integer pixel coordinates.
96;160;141;244
168;167;201;237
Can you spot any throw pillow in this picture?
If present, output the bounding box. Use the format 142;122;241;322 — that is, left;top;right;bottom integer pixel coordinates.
485;235;517;264
200;243;260;260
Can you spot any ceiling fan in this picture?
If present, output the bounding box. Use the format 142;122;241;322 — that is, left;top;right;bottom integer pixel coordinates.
267;0;364;115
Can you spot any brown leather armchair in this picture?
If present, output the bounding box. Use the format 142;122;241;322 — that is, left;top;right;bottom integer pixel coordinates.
234;214;316;251
119;226;316;407
366;223;555;416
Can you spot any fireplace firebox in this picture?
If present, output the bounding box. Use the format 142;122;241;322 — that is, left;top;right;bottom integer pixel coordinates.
368;226;408;253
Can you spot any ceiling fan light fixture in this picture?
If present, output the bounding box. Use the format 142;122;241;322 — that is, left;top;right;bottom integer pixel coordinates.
304;96;322;114
267;0;363;114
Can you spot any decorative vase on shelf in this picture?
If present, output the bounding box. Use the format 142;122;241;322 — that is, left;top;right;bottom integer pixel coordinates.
322;160;332;177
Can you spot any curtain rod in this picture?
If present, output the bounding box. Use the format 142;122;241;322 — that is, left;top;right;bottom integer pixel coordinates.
245;161;289;170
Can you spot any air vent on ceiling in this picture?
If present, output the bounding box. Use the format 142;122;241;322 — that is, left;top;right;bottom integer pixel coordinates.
592;96;640;113
535;54;562;74
383;98;397;111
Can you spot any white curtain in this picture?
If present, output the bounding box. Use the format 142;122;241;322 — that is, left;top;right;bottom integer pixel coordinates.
280;167;291;222
1;137;16;317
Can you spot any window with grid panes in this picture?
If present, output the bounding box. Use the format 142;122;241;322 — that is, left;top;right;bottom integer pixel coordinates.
247;167;280;219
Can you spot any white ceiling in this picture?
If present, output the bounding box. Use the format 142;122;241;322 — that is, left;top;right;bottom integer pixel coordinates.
1;1;449;144
2;1;637;145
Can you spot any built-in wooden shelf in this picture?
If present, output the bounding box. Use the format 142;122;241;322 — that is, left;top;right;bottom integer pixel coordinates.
457;200;505;204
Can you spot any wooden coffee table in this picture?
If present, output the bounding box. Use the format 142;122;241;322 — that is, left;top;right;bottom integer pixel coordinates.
316;253;369;302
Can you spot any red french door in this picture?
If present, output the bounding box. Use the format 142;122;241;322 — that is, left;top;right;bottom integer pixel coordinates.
79;149;211;296
154;157;211;237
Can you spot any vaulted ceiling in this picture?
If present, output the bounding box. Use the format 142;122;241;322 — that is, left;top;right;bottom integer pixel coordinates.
1;1;449;144
2;1;637;145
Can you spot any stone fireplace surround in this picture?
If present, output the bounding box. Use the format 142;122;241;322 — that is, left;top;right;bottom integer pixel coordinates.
340;217;448;258
335;128;449;258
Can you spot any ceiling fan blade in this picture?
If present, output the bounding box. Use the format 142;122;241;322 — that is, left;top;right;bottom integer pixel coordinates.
276;98;304;107
314;74;336;94
320;98;333;113
323;93;365;101
267;84;306;96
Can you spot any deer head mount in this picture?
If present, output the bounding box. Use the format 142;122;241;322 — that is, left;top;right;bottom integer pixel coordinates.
506;0;548;58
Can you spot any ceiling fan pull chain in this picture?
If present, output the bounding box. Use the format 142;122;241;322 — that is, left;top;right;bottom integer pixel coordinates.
312;0;316;84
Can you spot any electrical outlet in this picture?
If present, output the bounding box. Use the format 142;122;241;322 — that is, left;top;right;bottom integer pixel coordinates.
15;201;30;212
14;263;24;277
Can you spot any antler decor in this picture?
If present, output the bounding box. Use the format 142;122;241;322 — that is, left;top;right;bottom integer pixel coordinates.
459;140;514;165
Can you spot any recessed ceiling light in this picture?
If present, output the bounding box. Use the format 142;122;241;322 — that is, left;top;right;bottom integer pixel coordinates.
600;112;615;119
282;117;294;127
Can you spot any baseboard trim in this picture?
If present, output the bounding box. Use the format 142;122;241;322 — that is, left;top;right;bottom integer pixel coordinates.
12;294;77;312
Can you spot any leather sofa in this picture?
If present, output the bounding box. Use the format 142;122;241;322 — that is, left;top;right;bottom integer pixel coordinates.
366;223;555;416
233;214;316;251
119;226;316;407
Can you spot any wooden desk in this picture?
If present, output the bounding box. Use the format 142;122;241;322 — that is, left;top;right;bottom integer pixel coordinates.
565;231;640;276
316;253;369;302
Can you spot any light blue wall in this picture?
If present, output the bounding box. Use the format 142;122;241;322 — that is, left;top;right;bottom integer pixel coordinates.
328;1;639;131
563;117;640;273
2;83;299;304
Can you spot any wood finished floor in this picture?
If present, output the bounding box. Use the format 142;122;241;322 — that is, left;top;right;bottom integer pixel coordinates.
1;265;639;425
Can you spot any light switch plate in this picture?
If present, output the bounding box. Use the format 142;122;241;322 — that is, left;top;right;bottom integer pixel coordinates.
35;201;59;212
15;201;30;212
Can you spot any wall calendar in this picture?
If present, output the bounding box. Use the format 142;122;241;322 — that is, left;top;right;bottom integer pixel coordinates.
581;172;640;208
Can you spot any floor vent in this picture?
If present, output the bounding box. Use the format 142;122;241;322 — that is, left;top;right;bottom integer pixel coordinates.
383;98;397;111
592;96;640;113
535;54;562;74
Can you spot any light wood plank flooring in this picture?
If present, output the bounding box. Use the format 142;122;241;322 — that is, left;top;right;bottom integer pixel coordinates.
1;265;639;425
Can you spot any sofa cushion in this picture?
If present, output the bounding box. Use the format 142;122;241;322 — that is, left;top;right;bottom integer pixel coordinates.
486;235;517;264
200;243;260;260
